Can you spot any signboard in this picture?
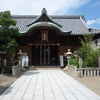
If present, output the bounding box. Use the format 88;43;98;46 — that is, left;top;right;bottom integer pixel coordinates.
22;56;29;67
0;51;7;55
4;59;7;66
60;55;64;67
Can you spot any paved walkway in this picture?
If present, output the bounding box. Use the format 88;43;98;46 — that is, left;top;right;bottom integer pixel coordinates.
0;70;100;100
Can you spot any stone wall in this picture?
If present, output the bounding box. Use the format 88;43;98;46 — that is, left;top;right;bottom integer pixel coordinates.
12;65;21;76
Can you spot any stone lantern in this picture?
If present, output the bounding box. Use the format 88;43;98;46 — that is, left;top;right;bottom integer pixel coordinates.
66;49;72;66
17;49;23;58
17;49;23;65
64;49;72;70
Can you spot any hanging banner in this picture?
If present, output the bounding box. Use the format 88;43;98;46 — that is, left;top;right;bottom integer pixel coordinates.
60;55;64;67
22;56;29;67
4;59;7;66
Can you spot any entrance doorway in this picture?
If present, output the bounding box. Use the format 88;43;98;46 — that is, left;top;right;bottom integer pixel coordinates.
40;45;50;65
32;45;58;65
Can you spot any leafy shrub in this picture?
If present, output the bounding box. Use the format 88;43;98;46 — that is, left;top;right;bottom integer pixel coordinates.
82;61;88;68
69;57;79;67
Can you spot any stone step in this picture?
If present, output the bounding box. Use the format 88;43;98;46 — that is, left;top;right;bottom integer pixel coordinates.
28;66;60;70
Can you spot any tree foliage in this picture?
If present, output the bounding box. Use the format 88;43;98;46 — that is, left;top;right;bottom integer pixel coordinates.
69;33;99;68
0;11;16;27
0;11;21;58
79;33;94;57
79;33;99;67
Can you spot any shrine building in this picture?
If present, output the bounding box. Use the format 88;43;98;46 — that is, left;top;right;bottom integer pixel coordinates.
13;8;100;66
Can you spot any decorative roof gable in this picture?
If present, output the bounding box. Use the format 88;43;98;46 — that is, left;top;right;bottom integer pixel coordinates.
21;22;72;35
27;8;62;27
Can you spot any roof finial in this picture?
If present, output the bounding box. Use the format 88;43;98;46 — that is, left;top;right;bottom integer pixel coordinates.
41;8;47;14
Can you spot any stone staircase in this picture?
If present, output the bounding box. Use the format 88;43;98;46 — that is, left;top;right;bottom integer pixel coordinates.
28;66;60;70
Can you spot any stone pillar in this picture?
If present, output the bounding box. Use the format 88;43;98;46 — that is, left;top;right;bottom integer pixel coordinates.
98;56;100;68
81;70;83;77
87;70;90;76
79;58;82;69
84;70;86;76
90;70;93;76
94;70;96;76
97;70;99;76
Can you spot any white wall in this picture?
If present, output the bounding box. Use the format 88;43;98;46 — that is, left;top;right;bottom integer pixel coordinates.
92;38;100;49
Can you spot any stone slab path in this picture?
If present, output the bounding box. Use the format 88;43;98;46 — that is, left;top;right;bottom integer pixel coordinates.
0;70;100;100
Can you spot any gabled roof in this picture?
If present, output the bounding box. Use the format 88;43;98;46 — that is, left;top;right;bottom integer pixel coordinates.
21;22;72;35
27;8;62;28
12;9;100;35
17;8;71;35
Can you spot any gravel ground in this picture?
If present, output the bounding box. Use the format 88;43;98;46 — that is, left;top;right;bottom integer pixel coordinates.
0;71;25;92
63;70;100;96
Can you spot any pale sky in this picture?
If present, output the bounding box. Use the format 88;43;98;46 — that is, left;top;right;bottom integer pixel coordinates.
0;0;100;28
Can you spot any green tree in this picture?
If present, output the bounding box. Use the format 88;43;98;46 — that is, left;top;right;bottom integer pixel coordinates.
79;33;99;67
79;33;94;56
0;11;21;58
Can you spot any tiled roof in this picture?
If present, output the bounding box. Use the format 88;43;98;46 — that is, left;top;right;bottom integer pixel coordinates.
21;22;72;35
27;13;62;28
12;15;100;35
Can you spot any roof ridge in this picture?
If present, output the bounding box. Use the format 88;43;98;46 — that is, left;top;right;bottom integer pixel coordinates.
50;15;84;17
12;15;38;18
12;15;84;18
80;16;89;28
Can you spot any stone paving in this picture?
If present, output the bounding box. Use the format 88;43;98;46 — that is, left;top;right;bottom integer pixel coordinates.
0;70;100;100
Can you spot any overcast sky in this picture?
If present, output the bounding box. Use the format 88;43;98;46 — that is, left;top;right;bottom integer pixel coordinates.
0;0;100;28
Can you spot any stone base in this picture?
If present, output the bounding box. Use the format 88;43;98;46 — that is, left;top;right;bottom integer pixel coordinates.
21;66;27;71
12;65;21;76
73;71;82;78
63;66;68;71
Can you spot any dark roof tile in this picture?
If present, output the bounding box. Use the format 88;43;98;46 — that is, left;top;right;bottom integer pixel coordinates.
12;15;100;35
